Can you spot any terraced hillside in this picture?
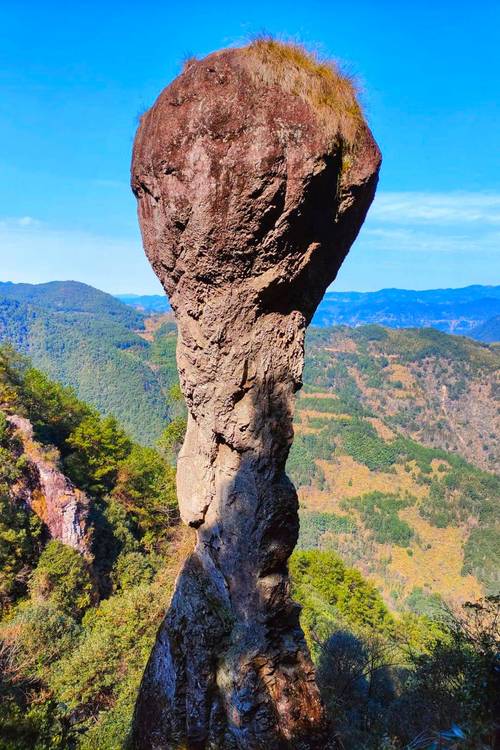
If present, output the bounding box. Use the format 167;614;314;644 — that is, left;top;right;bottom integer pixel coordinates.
289;325;499;609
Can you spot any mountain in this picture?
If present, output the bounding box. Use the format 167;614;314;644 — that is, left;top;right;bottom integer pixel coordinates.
117;285;500;340
116;293;172;313
0;281;144;326
313;286;500;334
311;285;500;337
302;325;499;473
0;281;178;444
289;324;500;607
470;314;500;343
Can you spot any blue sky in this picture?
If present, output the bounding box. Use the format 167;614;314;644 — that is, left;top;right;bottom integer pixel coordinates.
0;1;499;294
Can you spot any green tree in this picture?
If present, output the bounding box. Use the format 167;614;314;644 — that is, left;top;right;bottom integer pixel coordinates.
20;368;92;451
64;415;132;496
0;491;43;612
29;541;95;619
0;345;25;412
156;416;186;465
112;445;178;546
0;414;43;611
112;551;155;592
290;550;394;654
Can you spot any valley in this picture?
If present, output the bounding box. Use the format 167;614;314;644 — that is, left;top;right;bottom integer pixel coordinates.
0;281;178;444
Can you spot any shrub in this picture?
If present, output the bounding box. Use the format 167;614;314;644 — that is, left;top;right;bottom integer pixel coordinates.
156;416;187;465
290;550;394;648
64;414;132;496
20;368;92;452
0;421;43;610
112;445;178;547
419;480;456;528
247;37;362;146
341;420;399;471
462;527;500;595
404;587;444;618
29;541;95;619
287;432;331;487
298;510;356;549
347;492;414;546
1;600;81;675
112;552;155;592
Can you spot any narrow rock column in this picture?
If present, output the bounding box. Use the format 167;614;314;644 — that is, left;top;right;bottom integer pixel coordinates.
131;42;381;750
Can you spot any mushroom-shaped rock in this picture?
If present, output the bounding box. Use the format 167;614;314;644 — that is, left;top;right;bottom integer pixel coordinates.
131;40;381;750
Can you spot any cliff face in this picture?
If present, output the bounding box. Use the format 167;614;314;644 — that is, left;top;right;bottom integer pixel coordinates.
7;415;92;557
131;42;380;749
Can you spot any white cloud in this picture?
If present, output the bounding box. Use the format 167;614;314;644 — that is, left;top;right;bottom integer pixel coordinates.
17;216;40;227
370;191;500;225
357;191;500;262
1;192;499;295
0;215;40;229
363;226;500;254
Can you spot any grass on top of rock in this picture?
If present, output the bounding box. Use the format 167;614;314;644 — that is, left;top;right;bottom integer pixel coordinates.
246;37;362;145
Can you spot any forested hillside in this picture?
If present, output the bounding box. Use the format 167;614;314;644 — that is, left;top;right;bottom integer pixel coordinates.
0;282;179;444
2;281;498;451
0;345;498;749
0;345;186;747
291;325;500;607
301;325;499;472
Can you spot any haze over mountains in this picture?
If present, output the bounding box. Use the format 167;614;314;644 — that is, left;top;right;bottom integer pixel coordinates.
117;285;500;342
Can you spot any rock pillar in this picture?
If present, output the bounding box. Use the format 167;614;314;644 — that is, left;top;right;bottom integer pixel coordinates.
131;42;381;749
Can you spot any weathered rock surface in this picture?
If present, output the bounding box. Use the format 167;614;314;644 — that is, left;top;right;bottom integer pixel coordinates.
7;415;92;556
131;41;381;749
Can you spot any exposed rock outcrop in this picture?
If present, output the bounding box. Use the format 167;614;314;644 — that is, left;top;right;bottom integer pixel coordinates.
131;41;381;749
7;415;92;557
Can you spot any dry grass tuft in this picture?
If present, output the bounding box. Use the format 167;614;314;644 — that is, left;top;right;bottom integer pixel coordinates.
244;36;363;146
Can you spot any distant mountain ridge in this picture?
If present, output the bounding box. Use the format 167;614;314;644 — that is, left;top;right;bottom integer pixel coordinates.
117;285;500;341
470;314;500;343
312;285;500;338
116;293;172;313
1;281;144;326
1;280;499;454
